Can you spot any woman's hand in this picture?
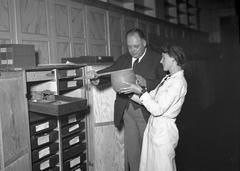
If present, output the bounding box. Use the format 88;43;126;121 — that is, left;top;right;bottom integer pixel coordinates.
119;82;142;95
136;74;147;87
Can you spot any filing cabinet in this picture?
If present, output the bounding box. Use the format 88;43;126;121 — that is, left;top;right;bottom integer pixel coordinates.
26;65;88;171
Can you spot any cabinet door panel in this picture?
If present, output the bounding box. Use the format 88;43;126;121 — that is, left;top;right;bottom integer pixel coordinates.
0;0;10;32
0;71;31;171
55;3;69;37
19;0;48;35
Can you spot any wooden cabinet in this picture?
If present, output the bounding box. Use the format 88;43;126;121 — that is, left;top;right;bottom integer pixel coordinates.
0;70;31;171
84;65;124;171
26;65;88;171
164;0;199;29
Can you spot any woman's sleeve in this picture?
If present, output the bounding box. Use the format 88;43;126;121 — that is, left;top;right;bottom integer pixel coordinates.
140;80;184;116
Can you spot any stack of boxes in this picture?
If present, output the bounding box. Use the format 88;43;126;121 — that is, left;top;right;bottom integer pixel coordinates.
0;44;36;69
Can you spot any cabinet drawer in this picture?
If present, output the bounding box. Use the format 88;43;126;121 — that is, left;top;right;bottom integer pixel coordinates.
61;121;85;138
48;166;60;171
26;70;55;82
32;142;59;162
62;143;86;161
59;80;83;91
58;68;82;79
32;154;59;171
63;153;86;170
70;162;87;171
31;131;58;149
62;132;85;150
60;112;85;127
30;119;57;135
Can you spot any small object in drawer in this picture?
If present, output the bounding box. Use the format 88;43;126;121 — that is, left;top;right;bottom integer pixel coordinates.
63;153;86;170
32;154;59;171
31;130;58;150
62;132;85;150
62;142;86;161
28;95;87;116
61;121;85;138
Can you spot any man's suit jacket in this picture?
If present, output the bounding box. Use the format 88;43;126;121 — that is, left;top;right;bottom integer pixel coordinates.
97;48;165;129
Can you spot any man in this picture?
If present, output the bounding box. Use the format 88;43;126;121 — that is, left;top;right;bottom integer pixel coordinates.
89;28;165;171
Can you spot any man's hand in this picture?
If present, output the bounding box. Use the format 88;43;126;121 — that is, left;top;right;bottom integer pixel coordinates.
86;70;100;86
136;74;147;87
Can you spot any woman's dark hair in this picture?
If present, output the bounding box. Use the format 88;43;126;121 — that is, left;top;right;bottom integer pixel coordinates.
161;45;186;66
125;28;146;40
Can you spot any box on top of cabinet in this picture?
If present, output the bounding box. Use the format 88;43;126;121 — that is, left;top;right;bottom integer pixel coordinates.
0;44;36;69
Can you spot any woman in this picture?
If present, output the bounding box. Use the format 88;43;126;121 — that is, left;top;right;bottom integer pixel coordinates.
120;45;187;171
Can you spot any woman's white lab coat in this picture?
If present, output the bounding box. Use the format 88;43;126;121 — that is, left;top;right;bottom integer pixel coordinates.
139;70;187;171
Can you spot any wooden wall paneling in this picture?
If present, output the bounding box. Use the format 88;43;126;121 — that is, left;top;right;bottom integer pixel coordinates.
16;0;51;65
0;38;11;44
148;21;159;35
70;4;87;56
0;71;31;171
55;41;70;62
109;12;123;60
47;0;71;63
19;0;48;35
71;5;85;39
22;39;50;64
137;19;149;42
72;41;86;57
123;16;137;53
54;2;69;38
86;6;108;56
0;0;16;43
124;16;137;33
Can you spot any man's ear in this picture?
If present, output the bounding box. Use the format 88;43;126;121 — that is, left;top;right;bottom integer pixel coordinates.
143;39;147;47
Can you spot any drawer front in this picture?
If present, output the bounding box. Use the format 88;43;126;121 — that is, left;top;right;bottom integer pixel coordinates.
59;80;83;91
26;70;55;82
62;143;86;161
30;119;57;135
48;166;60;171
31;131;58;150
61;121;85;138
32;154;59;171
63;153;86;170
32;142;59;162
62;132;85;150
69;162;87;171
60;112;85;127
58;68;83;79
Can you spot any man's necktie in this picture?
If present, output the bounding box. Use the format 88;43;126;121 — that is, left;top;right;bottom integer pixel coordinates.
133;58;139;71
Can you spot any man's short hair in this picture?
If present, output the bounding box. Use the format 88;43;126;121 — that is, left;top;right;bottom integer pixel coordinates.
125;28;145;40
